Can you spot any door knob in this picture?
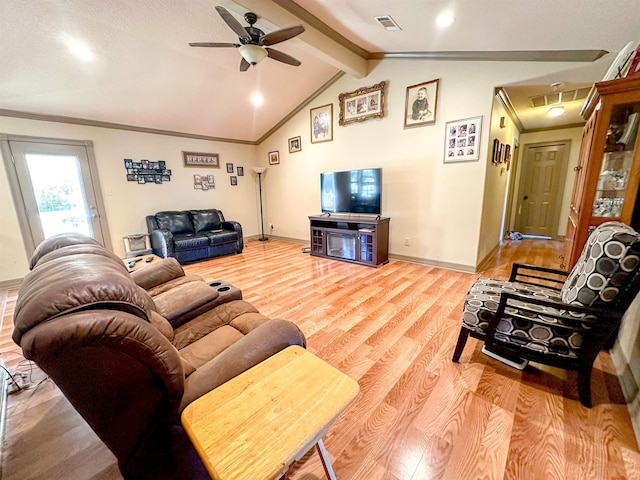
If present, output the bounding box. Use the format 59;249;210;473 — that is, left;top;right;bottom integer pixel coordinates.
523;196;528;200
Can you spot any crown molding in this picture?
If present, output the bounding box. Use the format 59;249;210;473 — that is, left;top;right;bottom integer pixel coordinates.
0;109;255;145
369;50;608;62
496;88;524;132
257;71;345;144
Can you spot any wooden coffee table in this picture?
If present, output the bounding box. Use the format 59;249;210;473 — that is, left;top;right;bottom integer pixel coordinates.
181;346;359;480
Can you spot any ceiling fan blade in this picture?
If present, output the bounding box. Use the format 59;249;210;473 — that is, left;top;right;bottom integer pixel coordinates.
265;48;301;66
215;6;250;41
240;57;251;71
189;42;240;48
260;25;305;46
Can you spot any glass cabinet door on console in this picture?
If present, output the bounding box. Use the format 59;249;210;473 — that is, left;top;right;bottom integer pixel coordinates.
562;76;640;270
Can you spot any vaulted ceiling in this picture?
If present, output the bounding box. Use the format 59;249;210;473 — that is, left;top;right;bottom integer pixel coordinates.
1;0;639;142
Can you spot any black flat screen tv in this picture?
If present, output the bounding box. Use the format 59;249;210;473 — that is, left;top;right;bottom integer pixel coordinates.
320;168;382;215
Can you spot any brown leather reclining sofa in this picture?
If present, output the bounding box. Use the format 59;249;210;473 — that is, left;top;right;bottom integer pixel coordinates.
13;233;306;480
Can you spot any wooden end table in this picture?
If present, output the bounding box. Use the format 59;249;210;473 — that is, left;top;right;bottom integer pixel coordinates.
181;346;360;480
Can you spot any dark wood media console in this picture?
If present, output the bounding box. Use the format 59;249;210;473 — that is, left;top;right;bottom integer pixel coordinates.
308;215;390;267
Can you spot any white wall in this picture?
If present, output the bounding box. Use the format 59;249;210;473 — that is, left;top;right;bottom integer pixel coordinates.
0;117;258;283
613;294;640;446
477;96;519;265
1;58;590;281
256;58;587;270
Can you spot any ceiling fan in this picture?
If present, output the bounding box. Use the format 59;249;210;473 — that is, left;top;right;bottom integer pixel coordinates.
189;6;305;71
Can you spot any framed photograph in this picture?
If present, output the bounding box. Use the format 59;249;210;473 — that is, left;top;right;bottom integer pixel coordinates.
444;116;482;163
492;138;500;163
404;79;439;128
237;166;244;176
226;162;234;173
288;136;301;153
230;176;238;186
338;81;385;126
268;151;280;165
310;104;333;143
182;151;220;168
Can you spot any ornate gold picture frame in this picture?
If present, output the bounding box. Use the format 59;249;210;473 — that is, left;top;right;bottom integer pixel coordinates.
338;81;386;126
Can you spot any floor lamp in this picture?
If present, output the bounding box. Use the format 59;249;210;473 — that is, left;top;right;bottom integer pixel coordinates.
253;167;268;241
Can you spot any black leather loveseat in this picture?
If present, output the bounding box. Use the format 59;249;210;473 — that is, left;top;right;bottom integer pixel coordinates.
146;209;243;264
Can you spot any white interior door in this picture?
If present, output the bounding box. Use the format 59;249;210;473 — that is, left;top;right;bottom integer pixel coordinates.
7;139;107;249
515;143;567;237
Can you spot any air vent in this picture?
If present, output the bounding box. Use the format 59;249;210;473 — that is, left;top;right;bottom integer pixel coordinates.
375;15;402;31
530;87;591;108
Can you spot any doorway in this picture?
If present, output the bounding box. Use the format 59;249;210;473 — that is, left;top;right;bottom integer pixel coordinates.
0;134;111;256
513;141;569;238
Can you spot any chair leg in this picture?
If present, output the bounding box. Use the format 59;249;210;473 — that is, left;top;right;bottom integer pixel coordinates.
452;327;471;362
577;364;593;408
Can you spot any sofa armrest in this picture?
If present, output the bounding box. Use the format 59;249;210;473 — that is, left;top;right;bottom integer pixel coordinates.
150;229;174;258
178;319;305;411
222;221;243;251
130;257;186;290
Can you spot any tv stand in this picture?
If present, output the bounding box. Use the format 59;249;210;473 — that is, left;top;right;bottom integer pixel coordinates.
308;215;389;267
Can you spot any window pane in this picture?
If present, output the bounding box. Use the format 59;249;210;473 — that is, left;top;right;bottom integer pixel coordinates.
25;154;92;238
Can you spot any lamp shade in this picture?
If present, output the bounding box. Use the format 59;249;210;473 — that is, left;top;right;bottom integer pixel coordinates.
252;167;267;174
239;45;268;65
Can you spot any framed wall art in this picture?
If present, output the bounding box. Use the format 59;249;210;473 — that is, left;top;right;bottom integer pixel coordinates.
444;116;482;163
404;79;439;128
268;150;280;165
230;176;237;186
339;81;385;126
193;174;215;191
226;162;234;173
310;104;333;144
288;136;301;153
182;151;219;168
492;139;500;163
237;166;244;176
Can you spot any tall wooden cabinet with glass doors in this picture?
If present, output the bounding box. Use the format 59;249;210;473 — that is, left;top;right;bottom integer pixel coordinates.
562;76;640;270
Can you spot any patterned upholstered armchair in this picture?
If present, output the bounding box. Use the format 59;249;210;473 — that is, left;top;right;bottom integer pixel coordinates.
452;221;640;407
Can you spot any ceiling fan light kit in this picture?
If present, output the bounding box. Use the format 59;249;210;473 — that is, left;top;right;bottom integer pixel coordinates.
239;45;268;65
189;6;305;71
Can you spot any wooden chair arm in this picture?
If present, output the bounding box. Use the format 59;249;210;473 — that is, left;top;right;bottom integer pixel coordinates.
508;263;569;291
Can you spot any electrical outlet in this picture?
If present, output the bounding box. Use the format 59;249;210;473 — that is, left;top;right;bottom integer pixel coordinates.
404;237;410;246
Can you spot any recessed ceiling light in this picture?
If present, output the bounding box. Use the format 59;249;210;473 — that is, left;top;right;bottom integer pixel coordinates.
59;33;94;61
251;92;264;107
69;43;94;61
548;106;565;117
436;13;455;28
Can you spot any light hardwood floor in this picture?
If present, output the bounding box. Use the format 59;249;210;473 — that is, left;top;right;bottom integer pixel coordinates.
1;238;640;479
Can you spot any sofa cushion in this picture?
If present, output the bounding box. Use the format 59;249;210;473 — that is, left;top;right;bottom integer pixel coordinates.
190;210;222;233
13;254;155;344
29;232;102;270
202;230;238;244
155;211;194;235
172;233;210;249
